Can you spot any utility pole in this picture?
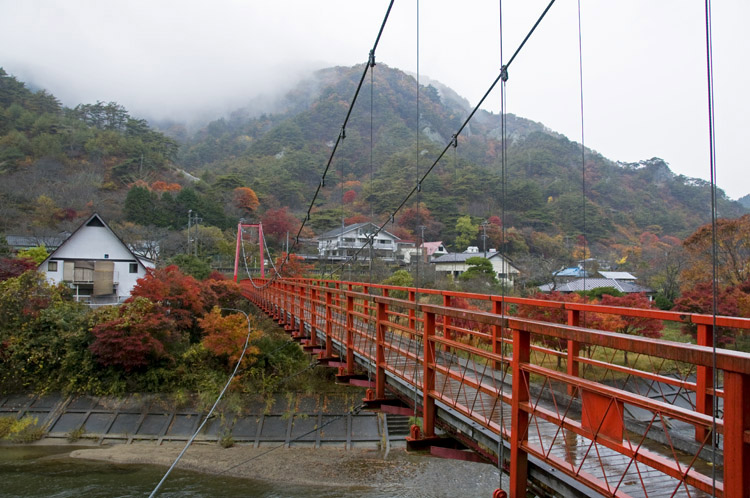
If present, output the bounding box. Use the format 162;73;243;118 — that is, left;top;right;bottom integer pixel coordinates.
481;220;489;258
418;225;426;264
187;210;201;257
193;213;202;258
187;209;192;255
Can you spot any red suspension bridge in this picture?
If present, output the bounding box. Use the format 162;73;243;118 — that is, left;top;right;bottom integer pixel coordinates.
241;278;750;498
222;0;745;496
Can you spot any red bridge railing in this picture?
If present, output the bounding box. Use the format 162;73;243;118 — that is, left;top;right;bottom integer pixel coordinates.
242;278;750;498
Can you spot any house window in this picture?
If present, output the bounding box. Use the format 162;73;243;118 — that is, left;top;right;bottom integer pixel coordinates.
48;261;58;272
129;263;138;273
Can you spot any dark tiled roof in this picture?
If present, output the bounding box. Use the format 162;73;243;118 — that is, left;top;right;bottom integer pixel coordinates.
317;222;397;240
539;278;653;294
433;251;501;264
6;234;68;249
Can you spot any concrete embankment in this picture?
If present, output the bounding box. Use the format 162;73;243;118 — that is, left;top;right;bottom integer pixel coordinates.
0;392;409;447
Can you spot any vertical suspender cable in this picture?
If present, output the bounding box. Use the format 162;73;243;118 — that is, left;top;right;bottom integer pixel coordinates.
498;1;507;492
414;0;421;418
368;53;375;384
577;0;587;323
703;0;718;494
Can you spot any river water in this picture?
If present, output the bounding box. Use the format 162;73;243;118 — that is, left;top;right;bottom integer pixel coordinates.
0;446;387;498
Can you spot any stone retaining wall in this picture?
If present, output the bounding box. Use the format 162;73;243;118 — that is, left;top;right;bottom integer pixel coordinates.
0;392;387;448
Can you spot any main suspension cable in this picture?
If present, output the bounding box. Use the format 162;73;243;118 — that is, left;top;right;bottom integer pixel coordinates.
321;0;558;278
241;0;395;289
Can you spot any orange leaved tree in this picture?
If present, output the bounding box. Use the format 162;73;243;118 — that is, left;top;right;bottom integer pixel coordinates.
199;307;261;370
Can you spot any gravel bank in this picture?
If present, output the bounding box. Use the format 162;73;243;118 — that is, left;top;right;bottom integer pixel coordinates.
71;443;503;496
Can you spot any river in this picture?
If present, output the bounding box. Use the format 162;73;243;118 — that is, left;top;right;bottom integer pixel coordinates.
0;446;385;497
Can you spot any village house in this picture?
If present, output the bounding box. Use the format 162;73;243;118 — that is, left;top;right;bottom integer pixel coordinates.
400;240;449;264
432;246;519;286
316;222;400;262
39;213;154;305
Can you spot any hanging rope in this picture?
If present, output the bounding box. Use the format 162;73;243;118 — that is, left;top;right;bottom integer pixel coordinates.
292;0;395;251
240;226;266;289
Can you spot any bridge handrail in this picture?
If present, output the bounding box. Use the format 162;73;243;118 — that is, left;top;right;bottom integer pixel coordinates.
281;277;750;330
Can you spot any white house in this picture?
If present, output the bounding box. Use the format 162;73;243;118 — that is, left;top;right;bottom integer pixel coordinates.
401;241;449;264
40;213;154;305
317;222;400;262
432;247;519;286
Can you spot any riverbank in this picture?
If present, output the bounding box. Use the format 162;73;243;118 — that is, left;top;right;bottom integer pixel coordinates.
70;442;502;495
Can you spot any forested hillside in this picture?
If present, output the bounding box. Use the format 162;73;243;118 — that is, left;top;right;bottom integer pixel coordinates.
173;64;746;248
1;64;748;291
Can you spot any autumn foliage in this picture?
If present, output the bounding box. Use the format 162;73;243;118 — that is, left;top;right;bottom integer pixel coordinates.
261;207;300;243
90;297;185;371
273;252;313;279
233;187;260;213
681;214;750;290
673;280;750;346
515;292;661;364
150;180;182;192
128;265;206;329
90;265;252;372
0;257;37;281
199;307;261;368
599;293;663;339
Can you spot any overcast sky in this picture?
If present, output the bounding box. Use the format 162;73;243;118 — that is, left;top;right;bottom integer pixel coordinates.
1;0;747;199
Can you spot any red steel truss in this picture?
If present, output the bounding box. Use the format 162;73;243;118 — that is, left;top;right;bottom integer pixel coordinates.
242;278;750;498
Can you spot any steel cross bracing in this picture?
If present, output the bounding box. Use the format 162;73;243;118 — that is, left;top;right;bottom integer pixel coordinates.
242;278;750;498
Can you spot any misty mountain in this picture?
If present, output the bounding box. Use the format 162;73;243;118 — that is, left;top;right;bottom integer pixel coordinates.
170;64;747;246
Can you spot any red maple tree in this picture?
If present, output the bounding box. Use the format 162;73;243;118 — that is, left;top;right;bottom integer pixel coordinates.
129;265;206;330
89;297;185;371
598;293;663;364
673;281;747;346
0;257;37;281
